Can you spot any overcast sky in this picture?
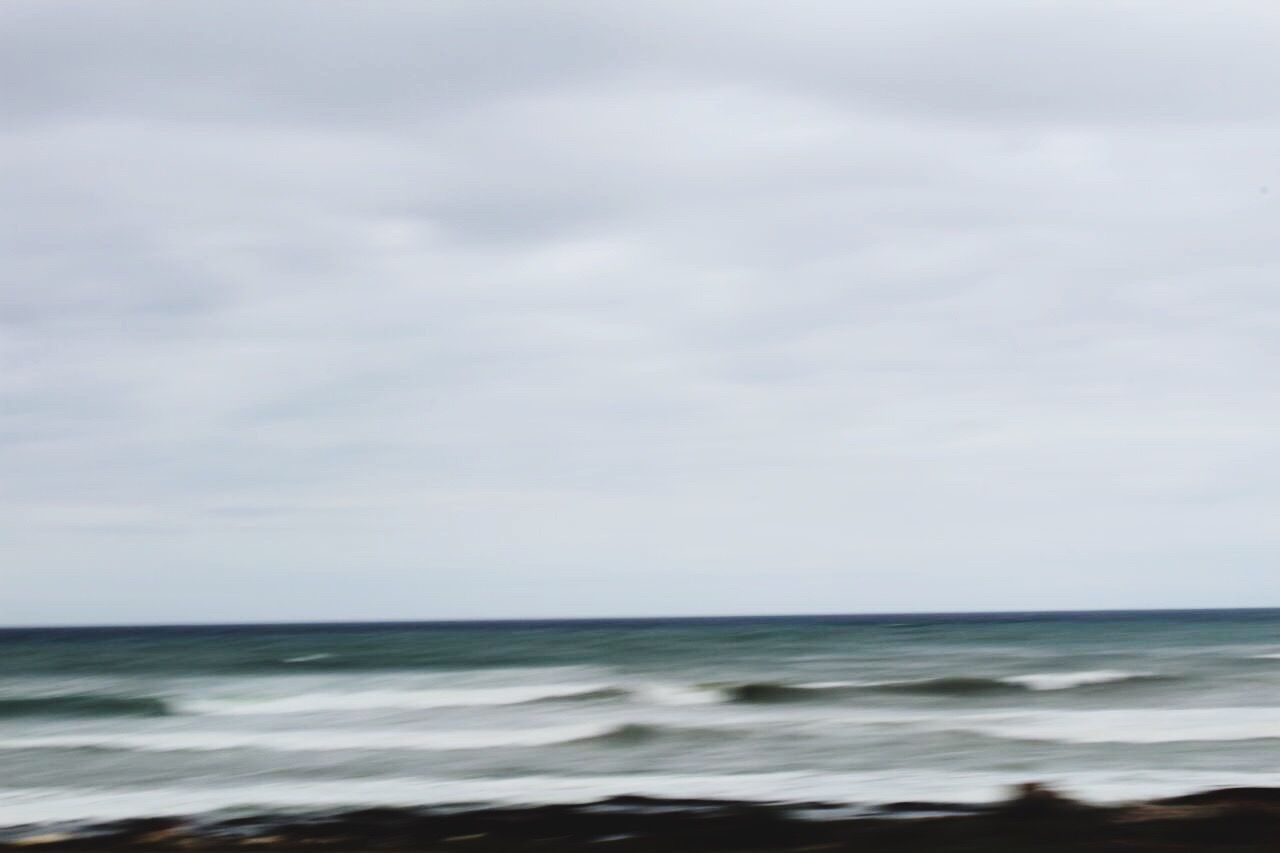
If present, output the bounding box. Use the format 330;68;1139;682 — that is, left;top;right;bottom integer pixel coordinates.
3;1;1279;625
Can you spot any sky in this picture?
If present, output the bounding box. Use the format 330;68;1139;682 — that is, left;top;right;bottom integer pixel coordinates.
3;1;1280;625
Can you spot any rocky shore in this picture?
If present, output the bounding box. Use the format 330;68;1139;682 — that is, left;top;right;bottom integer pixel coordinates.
3;785;1279;851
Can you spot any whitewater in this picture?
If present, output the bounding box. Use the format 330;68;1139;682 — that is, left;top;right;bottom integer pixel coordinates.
2;610;1280;825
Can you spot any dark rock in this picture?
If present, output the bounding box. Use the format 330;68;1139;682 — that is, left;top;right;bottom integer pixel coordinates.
1154;786;1280;807
4;787;1280;851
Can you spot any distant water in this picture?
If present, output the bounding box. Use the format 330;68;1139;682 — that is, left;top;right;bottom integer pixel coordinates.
3;610;1280;825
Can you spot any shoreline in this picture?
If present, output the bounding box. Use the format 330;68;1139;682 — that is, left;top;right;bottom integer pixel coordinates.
4;785;1280;851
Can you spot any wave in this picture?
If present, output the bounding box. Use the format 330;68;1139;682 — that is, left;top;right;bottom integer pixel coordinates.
0;721;731;755
183;683;625;715
715;682;866;703
0;773;942;825
11;770;1280;826
0;723;627;754
0;694;171;719
940;707;1280;745
0;670;1166;722
855;677;1030;697
997;670;1164;691
713;671;1167;703
1249;653;1280;660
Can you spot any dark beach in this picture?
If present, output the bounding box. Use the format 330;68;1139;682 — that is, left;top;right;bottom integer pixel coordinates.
4;785;1280;851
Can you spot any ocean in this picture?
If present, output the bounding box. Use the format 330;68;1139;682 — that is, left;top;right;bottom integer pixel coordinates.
2;610;1279;827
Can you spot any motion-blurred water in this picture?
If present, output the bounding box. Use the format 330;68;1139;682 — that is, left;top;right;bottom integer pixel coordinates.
3;610;1280;824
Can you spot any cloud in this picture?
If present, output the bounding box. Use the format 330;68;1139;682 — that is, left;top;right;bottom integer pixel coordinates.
3;1;1280;623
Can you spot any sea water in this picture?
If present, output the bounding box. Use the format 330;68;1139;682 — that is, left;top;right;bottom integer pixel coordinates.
1;610;1279;825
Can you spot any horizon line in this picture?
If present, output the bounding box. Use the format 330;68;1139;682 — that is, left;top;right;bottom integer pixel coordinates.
3;605;1279;632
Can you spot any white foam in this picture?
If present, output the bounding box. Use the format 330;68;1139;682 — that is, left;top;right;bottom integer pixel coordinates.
183;683;615;714
1249;653;1280;660
946;707;1280;744
0;723;616;753
7;769;1280;825
1000;671;1154;691
637;684;723;706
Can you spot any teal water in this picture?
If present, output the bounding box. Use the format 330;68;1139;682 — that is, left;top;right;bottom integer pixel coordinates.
1;610;1279;824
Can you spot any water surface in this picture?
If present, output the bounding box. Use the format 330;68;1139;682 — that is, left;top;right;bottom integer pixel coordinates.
2;609;1279;824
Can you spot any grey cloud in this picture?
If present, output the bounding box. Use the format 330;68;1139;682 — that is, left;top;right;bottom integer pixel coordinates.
5;1;1280;128
2;1;1280;624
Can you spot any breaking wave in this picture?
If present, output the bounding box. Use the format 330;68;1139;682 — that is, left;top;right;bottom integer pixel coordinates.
0;722;722;754
183;684;627;715
13;769;1280;826
998;671;1164;691
943;707;1280;745
714;671;1169;703
0;670;1169;722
